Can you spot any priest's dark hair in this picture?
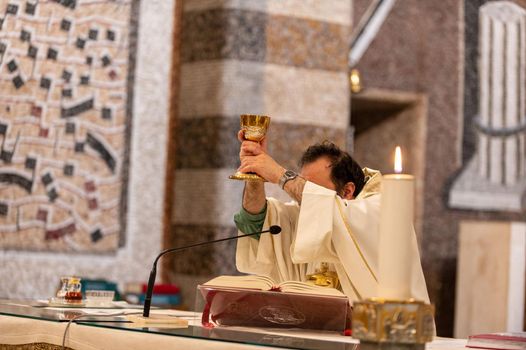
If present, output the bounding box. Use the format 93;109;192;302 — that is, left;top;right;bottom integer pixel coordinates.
299;141;365;197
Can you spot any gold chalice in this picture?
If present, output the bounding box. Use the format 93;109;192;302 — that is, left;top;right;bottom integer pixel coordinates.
229;114;270;181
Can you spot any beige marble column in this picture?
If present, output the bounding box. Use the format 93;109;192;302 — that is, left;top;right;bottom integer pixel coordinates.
169;0;352;307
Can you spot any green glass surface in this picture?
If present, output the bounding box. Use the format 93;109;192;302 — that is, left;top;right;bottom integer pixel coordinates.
0;301;358;350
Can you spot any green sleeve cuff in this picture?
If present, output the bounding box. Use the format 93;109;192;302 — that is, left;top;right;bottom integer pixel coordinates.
234;203;267;240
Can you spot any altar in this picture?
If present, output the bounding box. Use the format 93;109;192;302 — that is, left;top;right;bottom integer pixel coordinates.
0;301;468;350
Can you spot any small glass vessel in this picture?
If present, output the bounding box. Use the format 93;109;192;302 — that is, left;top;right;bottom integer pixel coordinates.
64;277;83;303
56;276;70;299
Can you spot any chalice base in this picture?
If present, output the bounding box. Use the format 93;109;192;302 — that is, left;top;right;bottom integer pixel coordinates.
229;172;266;181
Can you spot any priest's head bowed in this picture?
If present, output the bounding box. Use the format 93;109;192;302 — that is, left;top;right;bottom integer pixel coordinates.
299;141;365;200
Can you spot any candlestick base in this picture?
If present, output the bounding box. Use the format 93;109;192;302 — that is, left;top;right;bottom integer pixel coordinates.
352;298;434;346
359;341;425;350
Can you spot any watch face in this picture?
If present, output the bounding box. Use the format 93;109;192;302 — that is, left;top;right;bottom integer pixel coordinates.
285;170;296;179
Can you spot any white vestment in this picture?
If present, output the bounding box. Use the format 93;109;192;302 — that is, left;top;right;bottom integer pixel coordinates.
236;175;430;304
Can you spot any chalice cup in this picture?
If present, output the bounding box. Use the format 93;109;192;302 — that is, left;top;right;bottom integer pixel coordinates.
229;114;270;181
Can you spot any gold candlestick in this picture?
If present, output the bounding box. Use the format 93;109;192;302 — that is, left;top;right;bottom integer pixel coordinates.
352;298;435;350
229;114;270;181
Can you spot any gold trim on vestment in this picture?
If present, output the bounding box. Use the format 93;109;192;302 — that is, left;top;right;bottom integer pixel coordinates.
357;168;382;199
347;275;363;300
332;168;382;298
335;199;378;284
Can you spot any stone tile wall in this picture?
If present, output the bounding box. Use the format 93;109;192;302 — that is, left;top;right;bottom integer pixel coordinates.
353;0;526;336
170;0;352;307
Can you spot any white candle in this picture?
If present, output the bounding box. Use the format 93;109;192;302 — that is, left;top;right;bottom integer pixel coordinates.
378;146;414;299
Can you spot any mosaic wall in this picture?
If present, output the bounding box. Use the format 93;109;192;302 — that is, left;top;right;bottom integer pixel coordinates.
0;0;176;301
0;0;137;253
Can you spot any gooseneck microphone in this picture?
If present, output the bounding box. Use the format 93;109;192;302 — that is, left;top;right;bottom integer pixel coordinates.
142;225;282;317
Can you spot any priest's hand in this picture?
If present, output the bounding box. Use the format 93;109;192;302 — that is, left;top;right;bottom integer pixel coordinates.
237;130;273;214
238;130;268;156
238;152;285;184
237;130;284;183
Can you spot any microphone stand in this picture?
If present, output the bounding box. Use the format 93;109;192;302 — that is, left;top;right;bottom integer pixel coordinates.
142;225;281;319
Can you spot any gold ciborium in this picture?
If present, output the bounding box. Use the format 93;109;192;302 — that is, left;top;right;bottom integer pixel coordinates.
229;114;270;181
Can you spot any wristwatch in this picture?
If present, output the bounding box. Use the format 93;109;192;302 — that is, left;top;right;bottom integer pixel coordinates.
279;170;298;189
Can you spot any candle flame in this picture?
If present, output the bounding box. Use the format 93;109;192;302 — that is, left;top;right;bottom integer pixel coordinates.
394;146;403;173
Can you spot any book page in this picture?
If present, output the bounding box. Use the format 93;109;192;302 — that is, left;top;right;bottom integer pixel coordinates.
203;275;275;291
203;275;347;298
278;281;346;297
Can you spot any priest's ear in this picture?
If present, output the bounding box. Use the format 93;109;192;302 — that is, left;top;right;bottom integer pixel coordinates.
341;182;355;200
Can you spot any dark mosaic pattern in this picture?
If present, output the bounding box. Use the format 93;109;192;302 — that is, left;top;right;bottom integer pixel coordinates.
181;8;349;71
168;224;239;276
181;9;267;63
176;117;347;170
266;15;349;72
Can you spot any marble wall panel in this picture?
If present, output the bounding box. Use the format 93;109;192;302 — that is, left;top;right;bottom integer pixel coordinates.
176;118;347;170
266;15;349;71
179;60;349;129
175;117;241;169
263;64;349;129
179;60;265;119
266;0;352;26
183;0;352;25
173;169;244;227
455;221;526;337
168;224;239;276
181;9;267;63
181;8;349;71
183;0;267;13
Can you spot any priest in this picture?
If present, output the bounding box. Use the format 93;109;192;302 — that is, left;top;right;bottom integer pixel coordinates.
234;133;430;304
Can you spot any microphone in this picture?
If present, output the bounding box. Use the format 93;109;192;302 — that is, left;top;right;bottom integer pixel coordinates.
142;225;282;318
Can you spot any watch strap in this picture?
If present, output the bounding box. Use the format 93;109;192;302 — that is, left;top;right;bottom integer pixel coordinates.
279;170;298;189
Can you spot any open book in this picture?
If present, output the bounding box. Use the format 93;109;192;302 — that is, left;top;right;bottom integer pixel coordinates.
199;275;350;332
203;275;346;297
